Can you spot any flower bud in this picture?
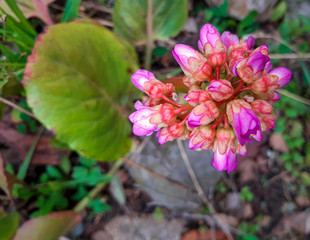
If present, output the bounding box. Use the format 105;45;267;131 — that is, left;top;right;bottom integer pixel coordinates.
129;101;159;136
198;24;227;67
157;123;189;145
250;74;278;94
255;92;280;104
226;99;261;146
187;101;219;127
251;100;275;131
189;125;215;150
208;79;234;101
131;69;156;92
172;44;212;81
269;67;292;88
236;52;270;83
184;90;211;106
211;128;238;173
220;31;239;51
150;103;177;125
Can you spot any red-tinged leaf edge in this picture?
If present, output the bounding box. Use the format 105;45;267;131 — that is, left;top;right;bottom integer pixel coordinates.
13;211;81;240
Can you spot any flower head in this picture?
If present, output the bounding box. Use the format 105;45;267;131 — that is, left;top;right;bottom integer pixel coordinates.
129;23;292;173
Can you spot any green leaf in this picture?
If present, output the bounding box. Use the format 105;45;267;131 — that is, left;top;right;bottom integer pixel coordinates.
46;166;63;180
113;0;188;43
59;157;71;175
61;0;81;22
24;21;139;161
270;1;287;22
88;199;111;213
110;174;126;205
0;80;8;89
0;211;20;240
12;211;81;240
300;61;310;87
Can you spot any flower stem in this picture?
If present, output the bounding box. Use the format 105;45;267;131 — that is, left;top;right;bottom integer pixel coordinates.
161;95;183;108
174;104;193;114
212;108;226;129
144;0;153;70
233;80;245;95
216;67;220;80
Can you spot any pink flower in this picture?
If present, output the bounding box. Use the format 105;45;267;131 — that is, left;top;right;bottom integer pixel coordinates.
188;126;215;150
198;24;221;52
172;44;212;81
220;31;239;50
156;123;188;145
129;101;159;136
131;69;155;92
211;128;238;173
236;52;270;83
251;100;275;131
208;79;234;101
187;101;219;127
131;69;173;100
269;67;292;88
226;100;261;146
184;90;211;106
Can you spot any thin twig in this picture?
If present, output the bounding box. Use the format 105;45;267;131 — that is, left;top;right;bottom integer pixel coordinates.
144;0;153;70
0;97;37;119
177;140;234;240
269;53;310;60
276;89;310;106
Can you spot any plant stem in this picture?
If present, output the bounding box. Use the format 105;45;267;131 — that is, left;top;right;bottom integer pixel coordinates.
144;0;153;70
276;89;310;106
0;97;37;119
73;158;123;213
161;95;183;108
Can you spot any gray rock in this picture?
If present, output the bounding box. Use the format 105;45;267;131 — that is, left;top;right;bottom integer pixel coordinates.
128;136;222;211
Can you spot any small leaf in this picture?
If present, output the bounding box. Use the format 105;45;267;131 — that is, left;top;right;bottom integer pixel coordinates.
0;80;8;89
59;157;71;175
61;0;81;22
0;211;20;240
13;211;81;240
299;61;310;87
0;153;10;196
46;166;63;180
113;0;188;43
88;199;111;213
24;21;139;161
270;1;287;22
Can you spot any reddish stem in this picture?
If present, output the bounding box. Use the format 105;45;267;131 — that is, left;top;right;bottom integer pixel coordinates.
216;67;220;81
239;86;252;93
224;114;229;128
178;112;191;126
212;108;226;129
233;81;245;96
174;105;193;115
224;63;231;79
161;95;183;108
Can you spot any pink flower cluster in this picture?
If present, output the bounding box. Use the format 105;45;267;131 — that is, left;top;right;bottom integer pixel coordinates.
129;24;291;173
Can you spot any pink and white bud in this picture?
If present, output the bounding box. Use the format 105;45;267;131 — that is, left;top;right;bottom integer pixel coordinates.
255;92;280;105
172;44;212;81
220;31;239;51
250;45;269;56
189;125;215;150
250;74;279;94
184;90;211;106
251;100;275;131
211;128;238;173
198;24;221;51
187;101;219;128
150;103;177;125
132;69;174;100
247;36;255;50
226;99;261;146
131;69;156;92
236;52;270;83
269;67;292;88
129;101;159;136
156;123;189;145
208;79;234;101
198;24;227;67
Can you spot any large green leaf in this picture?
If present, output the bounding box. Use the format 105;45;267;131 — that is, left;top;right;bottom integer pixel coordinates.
24;21;139;161
113;0;188;43
12;211;80;240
